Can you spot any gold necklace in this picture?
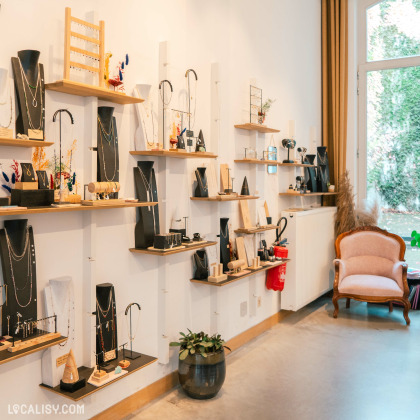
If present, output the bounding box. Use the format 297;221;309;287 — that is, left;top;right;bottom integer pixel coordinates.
39;171;46;185
195;170;208;191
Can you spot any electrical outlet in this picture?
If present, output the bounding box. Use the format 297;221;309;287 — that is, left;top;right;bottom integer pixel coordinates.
240;301;247;317
257;296;262;307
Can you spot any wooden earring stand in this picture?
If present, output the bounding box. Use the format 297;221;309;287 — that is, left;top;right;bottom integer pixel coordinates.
82;182;129;206
227;260;251;277
208;264;227;283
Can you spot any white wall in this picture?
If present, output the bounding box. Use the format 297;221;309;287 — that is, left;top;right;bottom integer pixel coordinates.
0;0;321;418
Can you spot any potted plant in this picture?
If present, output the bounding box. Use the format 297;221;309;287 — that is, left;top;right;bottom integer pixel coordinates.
258;98;275;124
170;330;230;399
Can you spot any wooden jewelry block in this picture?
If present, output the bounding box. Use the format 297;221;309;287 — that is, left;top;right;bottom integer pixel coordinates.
14;182;38;190
208;274;228;283
81;199;126;206
7;332;61;353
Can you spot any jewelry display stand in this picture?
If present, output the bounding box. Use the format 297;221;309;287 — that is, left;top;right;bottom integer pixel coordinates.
125;303;141;360
0;219;37;338
193;250;209;280
36;170;49;190
219;218;230;273
95;283;118;365
133;84;156;151
42;276;75;388
134;161;160;249
317;147;330;192
11;50;45;140
97;107;119;198
0;68;15;139
241;177;250;196
195;129;206;152
304;155;317;192
194;167;209;198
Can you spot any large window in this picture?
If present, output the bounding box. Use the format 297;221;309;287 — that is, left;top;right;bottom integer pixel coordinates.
359;0;420;268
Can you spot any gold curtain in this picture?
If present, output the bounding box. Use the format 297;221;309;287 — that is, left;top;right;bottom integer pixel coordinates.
322;0;348;186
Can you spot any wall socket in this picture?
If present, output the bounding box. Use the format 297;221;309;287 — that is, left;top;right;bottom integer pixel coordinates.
240;301;247;317
257;296;262;307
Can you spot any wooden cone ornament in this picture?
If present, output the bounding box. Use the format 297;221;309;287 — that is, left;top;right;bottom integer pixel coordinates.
62;349;79;383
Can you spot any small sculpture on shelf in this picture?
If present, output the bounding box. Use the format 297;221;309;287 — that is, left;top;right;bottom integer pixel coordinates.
195;130;206;152
60;349;86;392
241;177;250;196
281;139;296;164
297;147;307;164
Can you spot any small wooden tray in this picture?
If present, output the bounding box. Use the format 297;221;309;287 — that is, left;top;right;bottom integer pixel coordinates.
81;199;126;206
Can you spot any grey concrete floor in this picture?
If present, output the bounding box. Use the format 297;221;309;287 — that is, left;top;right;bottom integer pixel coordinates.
130;296;420;420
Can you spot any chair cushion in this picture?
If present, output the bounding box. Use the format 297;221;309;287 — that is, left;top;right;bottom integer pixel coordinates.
338;274;403;297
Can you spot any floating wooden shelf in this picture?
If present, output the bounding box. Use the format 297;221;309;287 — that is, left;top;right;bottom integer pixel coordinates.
190;259;290;287
129;240;217;256
0;137;54;148
190;195;259;202
278;162;316;168
279;192;338;197
234;123;280;134
40;352;157;401
234;159;315;168
45;80;143;105
234;225;278;234
0;335;67;366
0;202;157;217
130;150;218;159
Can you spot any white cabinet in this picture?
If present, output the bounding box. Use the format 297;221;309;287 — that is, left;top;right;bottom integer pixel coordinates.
280;207;336;311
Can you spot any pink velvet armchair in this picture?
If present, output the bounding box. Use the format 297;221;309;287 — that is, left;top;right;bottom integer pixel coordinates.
333;226;410;325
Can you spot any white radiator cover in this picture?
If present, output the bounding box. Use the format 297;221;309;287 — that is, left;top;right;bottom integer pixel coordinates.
281;207;337;311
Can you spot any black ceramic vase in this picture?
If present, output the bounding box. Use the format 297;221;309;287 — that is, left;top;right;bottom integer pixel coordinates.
241;176;250;196
219;218;230;273
304;155;317;192
194;167;208;197
178;350;226;399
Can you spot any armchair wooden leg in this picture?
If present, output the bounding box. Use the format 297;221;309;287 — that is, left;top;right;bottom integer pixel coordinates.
389;302;393;312
346;298;350;309
332;296;339;318
403;302;410;326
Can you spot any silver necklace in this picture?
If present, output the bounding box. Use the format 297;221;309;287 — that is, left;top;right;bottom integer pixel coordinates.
96;289;113;319
4;226;33;308
138;167;153;202
98;118;117;182
0;81;13;129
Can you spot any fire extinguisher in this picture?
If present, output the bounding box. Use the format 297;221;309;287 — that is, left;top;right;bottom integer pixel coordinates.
266;218;288;291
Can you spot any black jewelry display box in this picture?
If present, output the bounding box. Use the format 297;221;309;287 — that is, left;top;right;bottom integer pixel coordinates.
153;233;182;249
60;378;86;393
11;189;54;207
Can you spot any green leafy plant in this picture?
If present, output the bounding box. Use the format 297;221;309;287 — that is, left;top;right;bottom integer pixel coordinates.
260;98;275;115
170;329;231;360
411;230;420;248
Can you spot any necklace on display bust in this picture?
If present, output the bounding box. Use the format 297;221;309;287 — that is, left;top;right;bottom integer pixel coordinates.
138;166;153;202
221;223;229;239
97;116;117;182
194;252;207;270
4;226;34;308
195;170;208;192
18;59;43;131
96;290;116;359
0;80;13;129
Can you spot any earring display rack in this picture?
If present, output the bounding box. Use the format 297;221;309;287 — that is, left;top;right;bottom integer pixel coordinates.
190;259;290;287
130;150;217;159
0;202;157;217
129;240;217;256
40;352;157;401
190;195;259;202
0;137;54;148
234;123;280;134
235;159;315;168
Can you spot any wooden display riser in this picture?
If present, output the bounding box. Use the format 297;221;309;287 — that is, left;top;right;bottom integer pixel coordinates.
279;192;338;197
40;353;157;401
234;225;278;234
130;241;217;256
0;334;67;366
190;259;290;287
0;202;157;216
234;123;280;133
190;195;259;202
130;150;218;159
45;80;143;105
0;137;54;148
234;159;315;168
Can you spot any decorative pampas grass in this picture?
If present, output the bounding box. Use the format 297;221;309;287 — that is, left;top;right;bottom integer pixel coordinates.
334;171;380;237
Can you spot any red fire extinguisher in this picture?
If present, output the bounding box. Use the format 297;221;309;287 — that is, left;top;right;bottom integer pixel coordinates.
266;246;288;291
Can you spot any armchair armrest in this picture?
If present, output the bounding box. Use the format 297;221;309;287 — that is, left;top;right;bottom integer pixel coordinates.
333;259;346;290
392;261;409;296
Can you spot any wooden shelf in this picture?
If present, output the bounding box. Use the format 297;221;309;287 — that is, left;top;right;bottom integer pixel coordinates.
45;80;143;105
190;195;259;202
279;192;338;197
235;159;315;168
0;335;67;366
0;202;157;217
40;352;157;401
0;137;54;148
130;240;217;256
234;123;280;134
130;150;218;159
234;225;278;234
278;162;316;168
190;259;290;287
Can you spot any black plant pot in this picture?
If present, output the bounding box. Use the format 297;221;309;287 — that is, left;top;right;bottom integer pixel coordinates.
178;350;226;400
